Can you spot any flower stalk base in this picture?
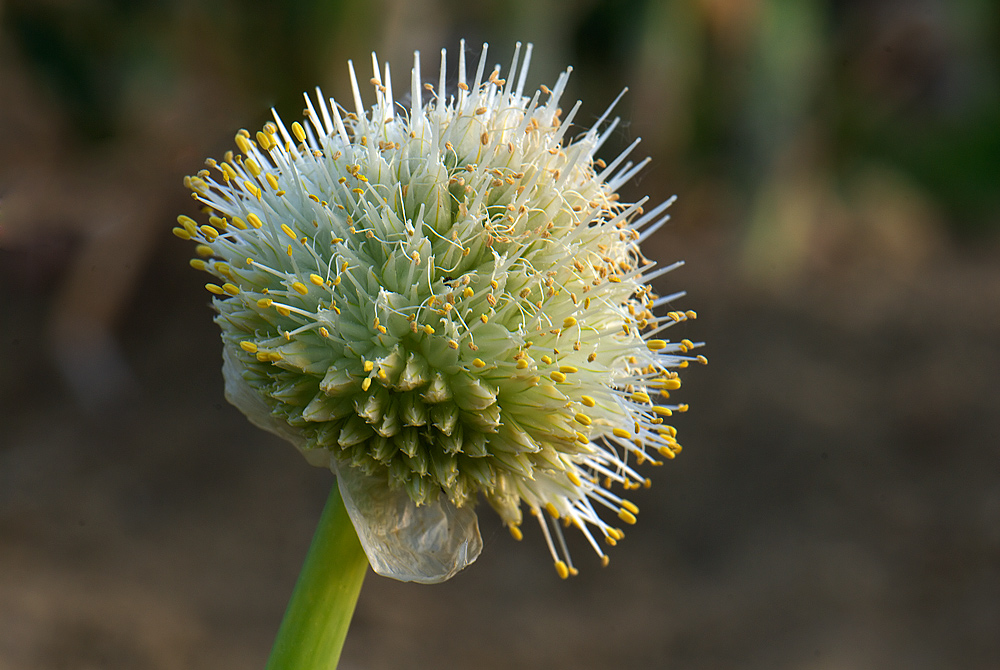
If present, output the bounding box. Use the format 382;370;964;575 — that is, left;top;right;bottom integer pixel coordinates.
265;485;368;670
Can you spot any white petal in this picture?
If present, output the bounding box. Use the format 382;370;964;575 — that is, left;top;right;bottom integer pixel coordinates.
333;460;482;583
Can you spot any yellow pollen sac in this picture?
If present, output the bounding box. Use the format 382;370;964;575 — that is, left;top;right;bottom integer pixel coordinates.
189;259;207;271
647;339;667;351
480;314;488;324
658;446;676;459
247;213;263;229
508;525;523;541
545;502;560;520
266;173;280;190
244;181;261;198
362;360;374;373
463;287;474;298
472;358;486;368
255;131;273;151
601;555;610;567
620;500;639;515
605;536;617;547
423;325;434;335
377;368;387;379
618;509;637;525
612;428;631;439
195;244;214;257
257;298;273;308
559;365;578;374
281;224;296;239
681;339;695;350
562;316;577;328
276;305;291;317
697;355;709;365
309;273;325;286
245;158;261;177
319;327;330;338
172;227;192;240
235;133;252;155
448;340;459;350
685;310;698;319
550;371;566;383
580;395;596;407
576;431;589;444
567;470;583;487
555;561;570;580
574;413;592;426
632;392;651;403
291;121;306;142
515;359;529;370
240;341;258;354
177;215;198;234
199;225;219;241
541;355;553;365
661;379;682;390
208;216;227;230
222;283;239;295
361;378;372;391
653;406;673;417
291;282;308;295
205;283;225;295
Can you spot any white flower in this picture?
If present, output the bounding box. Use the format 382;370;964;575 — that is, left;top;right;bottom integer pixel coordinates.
176;41;705;583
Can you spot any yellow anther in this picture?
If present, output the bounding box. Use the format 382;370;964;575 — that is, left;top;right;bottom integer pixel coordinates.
576;431;589;444
171;227;192;240
620;500;639;515
541;355;553;365
448;340;459;350
291;122;306;143
697;355;709;365
234;133;252;155
189;259;207;271
222;283;239;295
567;470;583;487
462;287;474;299
199;225;219;241
280;223;296;239
377;368;387;379
244;181;261;198
658;446;676;459
632;392;651;403
662;379;682;390
555;561;570;580
609;275;622;283
290;282;307;295
472;358;486;368
362;360;374;373
208;216;227;230
195;244;214;257
562;316;577;328
681;339;695;350
319;327;330;338
618;509;637;525
508;524;523;541
257;298;273;308
605;536;617;547
581;395;596;407
247;213;263;229
240;341;258;354
574;413;592;426
245;159;261;177
612;428;631;439
205;283;225;295
177;215;198;234
647;339;667;351
266;173;280;190
601;555;610;567
685;310;698;319
361;377;372;391
550;371;567;383
559;365;578;374
480;314;488;324
423;325;434;335
221;163;238;181
516;359;529;369
653;406;673;417
276;305;291;316
255;131;273;151
309;273;325;286
545;502;560;520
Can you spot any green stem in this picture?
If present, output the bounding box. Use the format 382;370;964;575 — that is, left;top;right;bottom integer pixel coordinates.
266;484;368;670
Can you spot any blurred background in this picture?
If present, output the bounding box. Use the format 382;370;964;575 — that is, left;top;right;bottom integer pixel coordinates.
1;0;998;668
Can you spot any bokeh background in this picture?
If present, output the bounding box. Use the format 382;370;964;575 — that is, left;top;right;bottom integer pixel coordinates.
2;0;999;668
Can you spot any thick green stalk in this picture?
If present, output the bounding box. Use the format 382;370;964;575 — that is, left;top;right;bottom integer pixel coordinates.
266;485;368;670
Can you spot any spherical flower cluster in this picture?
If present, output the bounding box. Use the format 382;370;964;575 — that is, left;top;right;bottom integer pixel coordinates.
176;42;704;583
